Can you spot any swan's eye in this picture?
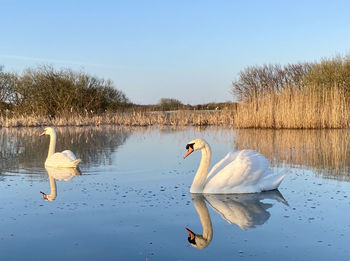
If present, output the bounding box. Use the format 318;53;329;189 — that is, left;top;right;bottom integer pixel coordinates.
186;143;194;150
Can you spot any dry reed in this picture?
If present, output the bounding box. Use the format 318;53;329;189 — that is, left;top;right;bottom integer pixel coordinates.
0;110;235;128
1;86;350;129
233;86;350;129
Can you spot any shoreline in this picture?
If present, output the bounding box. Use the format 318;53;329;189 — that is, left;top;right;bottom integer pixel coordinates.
1;109;349;129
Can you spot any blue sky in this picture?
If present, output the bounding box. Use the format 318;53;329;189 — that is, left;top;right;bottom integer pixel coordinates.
1;0;350;104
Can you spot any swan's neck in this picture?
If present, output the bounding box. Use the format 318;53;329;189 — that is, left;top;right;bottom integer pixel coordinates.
48;132;56;158
47;175;57;201
190;143;211;193
192;195;213;246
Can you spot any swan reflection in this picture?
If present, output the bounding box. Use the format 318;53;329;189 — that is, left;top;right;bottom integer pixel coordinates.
186;190;288;249
40;167;81;201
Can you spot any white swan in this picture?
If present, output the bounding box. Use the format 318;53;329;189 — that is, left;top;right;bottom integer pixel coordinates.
184;138;286;193
40;167;81;201
40;127;81;168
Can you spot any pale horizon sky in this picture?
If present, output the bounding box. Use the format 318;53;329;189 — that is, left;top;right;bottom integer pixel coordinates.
1;0;350;105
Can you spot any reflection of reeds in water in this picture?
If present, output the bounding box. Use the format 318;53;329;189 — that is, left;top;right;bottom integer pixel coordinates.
233;129;350;181
0;126;131;172
2;125;350;182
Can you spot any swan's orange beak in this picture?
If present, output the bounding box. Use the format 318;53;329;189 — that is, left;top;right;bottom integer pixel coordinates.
40;191;48;200
39;130;46;136
185;227;195;240
184;147;194;159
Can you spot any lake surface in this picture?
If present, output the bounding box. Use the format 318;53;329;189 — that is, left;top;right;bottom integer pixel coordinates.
1;126;350;260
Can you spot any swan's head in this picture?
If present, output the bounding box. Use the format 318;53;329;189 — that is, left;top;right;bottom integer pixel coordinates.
40;127;56;137
184;138;208;159
185;227;210;249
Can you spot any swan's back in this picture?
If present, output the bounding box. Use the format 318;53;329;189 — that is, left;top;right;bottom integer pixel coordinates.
204;150;284;193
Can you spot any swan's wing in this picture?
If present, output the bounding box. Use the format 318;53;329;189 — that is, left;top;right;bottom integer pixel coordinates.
61;150;78;161
206;151;240;181
259;169;286;192
45;151;80;168
205;150;270;193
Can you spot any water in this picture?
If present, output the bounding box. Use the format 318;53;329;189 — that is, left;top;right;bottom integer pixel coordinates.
1;126;350;260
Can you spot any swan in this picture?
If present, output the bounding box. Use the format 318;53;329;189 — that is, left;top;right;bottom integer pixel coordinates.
186;191;288;249
184;138;286;194
40;127;81;168
40;167;81;201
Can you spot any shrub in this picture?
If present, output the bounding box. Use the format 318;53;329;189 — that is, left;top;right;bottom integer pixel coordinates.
232;63;312;102
0;66;17;112
303;55;350;95
158;98;183;111
4;65;130;116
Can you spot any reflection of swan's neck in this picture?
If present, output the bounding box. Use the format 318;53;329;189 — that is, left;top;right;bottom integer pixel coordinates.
191;195;213;249
46;175;57;201
191;143;211;193
48;132;57;158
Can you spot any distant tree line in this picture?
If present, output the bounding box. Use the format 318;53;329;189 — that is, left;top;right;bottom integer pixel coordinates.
0;65;130;116
131;98;236;111
158;98;183;110
231;55;350;102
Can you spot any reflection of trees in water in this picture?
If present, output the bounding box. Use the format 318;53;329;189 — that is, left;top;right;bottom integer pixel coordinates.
3;126;349;181
234;129;350;181
0;126;130;172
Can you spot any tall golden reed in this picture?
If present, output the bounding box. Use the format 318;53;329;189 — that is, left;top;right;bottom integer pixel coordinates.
233;86;350;129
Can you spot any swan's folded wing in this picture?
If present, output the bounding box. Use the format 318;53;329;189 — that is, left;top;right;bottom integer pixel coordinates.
45;151;79;167
206;151;239;181
61;150;78;161
205;150;270;193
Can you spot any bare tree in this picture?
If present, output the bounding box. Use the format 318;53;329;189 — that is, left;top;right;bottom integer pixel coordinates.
232;63;312;102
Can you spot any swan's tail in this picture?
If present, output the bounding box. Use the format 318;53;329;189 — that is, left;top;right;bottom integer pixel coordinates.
72;159;81;168
260;170;287;192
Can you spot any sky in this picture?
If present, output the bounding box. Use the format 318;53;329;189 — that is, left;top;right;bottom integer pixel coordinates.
1;0;350;105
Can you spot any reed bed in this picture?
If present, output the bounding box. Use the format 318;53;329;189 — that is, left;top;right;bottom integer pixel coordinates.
0;110;235;128
233;86;350;129
1;86;350;129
